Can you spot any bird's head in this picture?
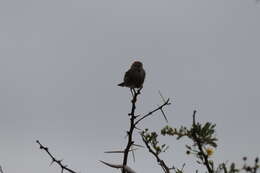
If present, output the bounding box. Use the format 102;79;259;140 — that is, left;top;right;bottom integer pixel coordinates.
131;61;143;70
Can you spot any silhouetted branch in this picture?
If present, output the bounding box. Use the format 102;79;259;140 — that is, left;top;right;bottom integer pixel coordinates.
191;110;213;173
121;88;171;173
141;135;171;173
122;88;142;173
36;140;78;173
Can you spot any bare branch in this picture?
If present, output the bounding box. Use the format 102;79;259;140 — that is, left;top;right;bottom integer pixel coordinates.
36;140;78;173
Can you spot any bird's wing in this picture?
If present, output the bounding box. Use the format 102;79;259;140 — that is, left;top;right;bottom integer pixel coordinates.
124;69;134;84
141;69;145;84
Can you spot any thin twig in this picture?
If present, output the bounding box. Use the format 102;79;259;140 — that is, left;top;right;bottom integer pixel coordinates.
135;98;170;126
141;135;170;173
36;140;78;173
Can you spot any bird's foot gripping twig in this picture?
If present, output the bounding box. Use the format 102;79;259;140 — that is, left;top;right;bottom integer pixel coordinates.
130;88;135;97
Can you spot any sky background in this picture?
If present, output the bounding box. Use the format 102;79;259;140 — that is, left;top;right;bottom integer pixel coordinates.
0;0;260;173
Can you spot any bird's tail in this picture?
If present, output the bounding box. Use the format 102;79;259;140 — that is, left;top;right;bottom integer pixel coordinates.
118;82;125;87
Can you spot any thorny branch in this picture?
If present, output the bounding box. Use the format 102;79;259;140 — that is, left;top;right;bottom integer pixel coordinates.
135;98;170;126
121;88;171;173
122;88;142;173
36;140;78;173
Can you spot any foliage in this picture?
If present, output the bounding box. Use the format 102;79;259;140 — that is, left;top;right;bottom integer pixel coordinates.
141;111;259;173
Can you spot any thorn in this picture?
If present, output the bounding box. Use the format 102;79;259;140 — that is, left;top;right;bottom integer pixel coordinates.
50;159;55;166
157;104;168;123
158;90;166;103
131;146;136;162
135;114;141;118
166;98;171;105
132;144;145;148
99;160;122;169
104;150;124;153
160;108;168;123
134;126;142;131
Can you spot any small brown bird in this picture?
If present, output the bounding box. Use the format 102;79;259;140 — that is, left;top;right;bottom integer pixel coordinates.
118;61;146;89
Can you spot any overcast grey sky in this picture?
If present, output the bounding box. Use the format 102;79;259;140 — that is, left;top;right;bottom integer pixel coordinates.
0;0;260;173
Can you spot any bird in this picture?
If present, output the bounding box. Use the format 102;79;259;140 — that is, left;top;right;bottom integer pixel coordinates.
118;61;146;89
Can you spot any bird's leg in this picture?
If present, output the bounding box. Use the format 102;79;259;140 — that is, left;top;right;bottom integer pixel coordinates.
130;88;134;97
130;88;134;96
